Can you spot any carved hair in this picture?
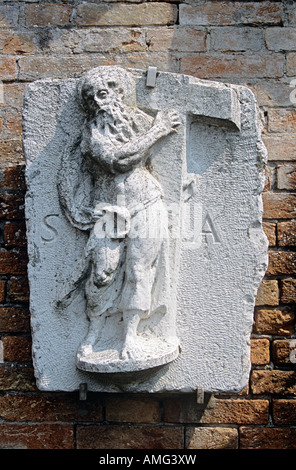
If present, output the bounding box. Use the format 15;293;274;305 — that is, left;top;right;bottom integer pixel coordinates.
76;66;136;113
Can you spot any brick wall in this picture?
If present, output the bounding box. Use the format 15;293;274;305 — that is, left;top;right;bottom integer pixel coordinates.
0;0;295;450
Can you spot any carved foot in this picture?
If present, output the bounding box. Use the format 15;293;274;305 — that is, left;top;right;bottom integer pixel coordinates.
120;337;143;362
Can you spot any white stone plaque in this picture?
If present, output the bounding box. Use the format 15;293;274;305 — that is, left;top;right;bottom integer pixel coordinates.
23;67;268;393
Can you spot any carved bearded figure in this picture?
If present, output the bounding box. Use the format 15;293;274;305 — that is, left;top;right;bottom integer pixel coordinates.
57;66;180;369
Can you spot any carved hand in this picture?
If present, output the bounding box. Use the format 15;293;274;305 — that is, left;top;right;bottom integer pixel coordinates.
153;110;181;137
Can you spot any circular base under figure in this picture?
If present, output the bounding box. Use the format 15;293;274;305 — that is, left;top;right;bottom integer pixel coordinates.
76;335;180;374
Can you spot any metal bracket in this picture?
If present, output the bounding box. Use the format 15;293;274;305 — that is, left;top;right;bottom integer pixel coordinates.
79;382;88;401
196;387;204;404
146;66;157;88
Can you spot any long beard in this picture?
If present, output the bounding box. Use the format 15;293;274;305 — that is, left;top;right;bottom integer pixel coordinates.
96;101;139;144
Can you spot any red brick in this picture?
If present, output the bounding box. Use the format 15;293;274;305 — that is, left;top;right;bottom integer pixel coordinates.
0;394;103;423
251;338;270;365
200;399;269;425
105;396;159;423
4;109;23;137
272;339;296;365
268;108;296;133
281;278;296;304
0;365;36;391
8;276;29;303
0;280;5;303
2;336;31;362
179;2;283;26
272;399;296;425
0;423;74;449
4;222;26;248
180;54;284;80
254;308;294;335
25;4;72;27
0;165;25;191
263;192;296;219
251;370;296;395
75;3;178;27
263;135;296;161
266;251;296;276
0;307;30;333
0;84;25;109
0;194;24;220
0;58;17;81
77;425;184;449
0;250;27;275
240;427;296;449
277;221;296;246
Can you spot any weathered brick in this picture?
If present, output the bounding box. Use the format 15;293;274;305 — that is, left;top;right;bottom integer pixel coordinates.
277;165;296;190
75;3;178;27
272;399;296;425
179;2;283;26
0;250;27;275
76;425;184;449
210;27;264;52
0;165;25;190
251;370;296;395
0;84;25;109
250;80;294;108
105;396;159;423
251;338;270;365
265;27;296;51
0;306;30;333
263;192;296;219
277;221;296;246
240;427;296;449
53;28;147;54
0;30;36;55
0;5;19;29
272;339;296;365
262;222;276;247
199;398;269;425
0;393;103;423
0;139;24;165
1;336;31;362
0;194;24;220
266;251;296;276
0;423;74;449
268;108;296;133
4;109;22;137
180;54;284;79
281;278;296;304
255;280;279;306
4;221;27;248
286;52;296;76
147;27;207;52
263;135;296;161
254;308;294;335
8;276;29;303
18;56;111;81
186;427;238;449
0;280;5;303
0;58;17;81
0;365;36;391
25;4;72;27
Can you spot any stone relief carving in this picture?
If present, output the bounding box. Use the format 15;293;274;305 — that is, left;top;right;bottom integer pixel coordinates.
56;67;181;373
